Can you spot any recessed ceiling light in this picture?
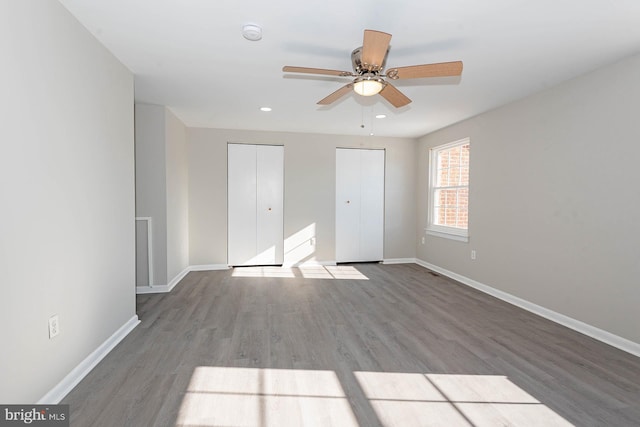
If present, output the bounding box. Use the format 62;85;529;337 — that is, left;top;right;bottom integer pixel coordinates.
260;107;272;112
375;114;386;119
242;24;262;41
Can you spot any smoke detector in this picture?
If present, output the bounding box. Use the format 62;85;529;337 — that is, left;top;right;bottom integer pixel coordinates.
242;24;262;41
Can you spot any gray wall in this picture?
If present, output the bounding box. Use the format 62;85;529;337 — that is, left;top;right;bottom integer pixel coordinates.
417;53;640;344
135;104;190;285
0;0;135;402
188;128;418;266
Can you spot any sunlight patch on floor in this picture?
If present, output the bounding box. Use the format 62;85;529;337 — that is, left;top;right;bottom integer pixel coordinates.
176;367;359;427
297;266;335;279
232;265;369;280
176;368;574;426
232;266;297;278
355;372;574;427
325;266;369;280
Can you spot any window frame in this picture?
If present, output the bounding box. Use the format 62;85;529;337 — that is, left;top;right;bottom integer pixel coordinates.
427;137;470;242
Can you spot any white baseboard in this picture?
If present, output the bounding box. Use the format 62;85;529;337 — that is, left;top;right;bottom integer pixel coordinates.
414;259;640;358
383;258;417;265
190;264;230;271
165;266;191;292
136;264;230;294
136;285;167;294
38;315;140;404
136;267;189;294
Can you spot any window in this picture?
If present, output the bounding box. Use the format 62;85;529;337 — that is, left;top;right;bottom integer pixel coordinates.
427;138;470;241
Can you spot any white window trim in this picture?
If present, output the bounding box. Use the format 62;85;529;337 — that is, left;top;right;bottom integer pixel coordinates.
427;137;470;242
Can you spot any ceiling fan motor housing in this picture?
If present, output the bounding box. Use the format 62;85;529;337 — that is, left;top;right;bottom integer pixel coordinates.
351;47;388;75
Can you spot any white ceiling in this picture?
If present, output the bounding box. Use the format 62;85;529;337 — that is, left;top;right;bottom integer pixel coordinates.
59;0;640;138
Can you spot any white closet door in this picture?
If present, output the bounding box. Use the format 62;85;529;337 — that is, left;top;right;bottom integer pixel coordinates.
228;143;284;266
228;144;258;265
255;145;284;265
336;149;362;262
359;149;385;261
335;148;384;263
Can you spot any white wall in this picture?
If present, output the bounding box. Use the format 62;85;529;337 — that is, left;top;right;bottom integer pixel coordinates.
188;128;417;266
417;53;640;344
135;104;168;285
135;104;189;286
165;109;189;280
0;0;135;403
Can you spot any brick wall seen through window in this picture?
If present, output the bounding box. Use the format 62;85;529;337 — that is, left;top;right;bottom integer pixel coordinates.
428;138;470;240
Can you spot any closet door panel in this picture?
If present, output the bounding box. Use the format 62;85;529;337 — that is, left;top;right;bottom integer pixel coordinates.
359;149;385;261
228;144;257;265
256;145;284;265
336;148;362;263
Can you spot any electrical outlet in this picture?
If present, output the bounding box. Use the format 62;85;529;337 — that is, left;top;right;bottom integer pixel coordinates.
421;237;425;244
471;250;477;260
49;315;60;339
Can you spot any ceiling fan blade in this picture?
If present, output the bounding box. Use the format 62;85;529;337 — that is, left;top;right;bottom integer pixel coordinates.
388;61;463;79
361;30;392;71
379;83;411;108
283;66;353;77
317;84;353;105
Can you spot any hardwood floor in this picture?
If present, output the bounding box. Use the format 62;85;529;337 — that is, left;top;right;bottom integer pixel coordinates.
63;263;640;426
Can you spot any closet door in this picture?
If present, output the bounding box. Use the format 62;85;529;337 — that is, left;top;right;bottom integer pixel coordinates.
228;144;284;266
335;148;384;263
359;149;385;261
336;148;362;262
228;144;258;265
255;145;284;265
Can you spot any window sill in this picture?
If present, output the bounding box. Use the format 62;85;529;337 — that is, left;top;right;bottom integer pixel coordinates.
426;229;469;243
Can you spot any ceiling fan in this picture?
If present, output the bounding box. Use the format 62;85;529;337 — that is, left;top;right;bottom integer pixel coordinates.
283;29;463;108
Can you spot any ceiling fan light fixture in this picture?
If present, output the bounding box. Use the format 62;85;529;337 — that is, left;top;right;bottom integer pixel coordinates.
353;77;384;96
